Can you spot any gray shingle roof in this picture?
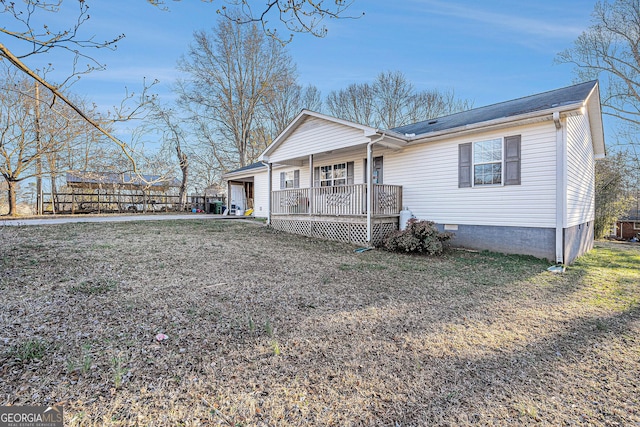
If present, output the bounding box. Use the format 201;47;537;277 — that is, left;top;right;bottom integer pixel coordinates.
224;162;266;176
392;80;598;136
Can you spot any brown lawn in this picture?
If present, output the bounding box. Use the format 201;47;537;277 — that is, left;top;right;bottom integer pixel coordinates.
1;220;638;426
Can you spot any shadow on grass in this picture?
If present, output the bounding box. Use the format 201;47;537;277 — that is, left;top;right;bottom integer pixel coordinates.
400;303;640;425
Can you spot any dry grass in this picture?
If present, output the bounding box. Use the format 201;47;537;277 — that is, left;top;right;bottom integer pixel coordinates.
0;220;638;426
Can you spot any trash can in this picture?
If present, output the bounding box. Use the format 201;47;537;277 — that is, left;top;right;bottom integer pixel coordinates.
213;201;223;214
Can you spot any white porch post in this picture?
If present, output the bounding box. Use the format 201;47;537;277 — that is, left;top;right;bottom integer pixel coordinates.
309;154;314;216
366;142;373;243
267;162;273;225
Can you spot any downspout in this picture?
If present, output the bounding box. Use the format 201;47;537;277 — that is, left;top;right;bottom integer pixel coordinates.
554;111;565;264
262;161;272;226
366;133;387;244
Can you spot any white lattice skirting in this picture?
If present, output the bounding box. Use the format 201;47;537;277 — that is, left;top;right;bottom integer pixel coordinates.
270;217;398;246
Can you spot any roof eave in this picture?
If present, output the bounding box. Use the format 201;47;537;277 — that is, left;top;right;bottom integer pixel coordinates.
404;103;586;144
584;81;606;157
222;166;267;180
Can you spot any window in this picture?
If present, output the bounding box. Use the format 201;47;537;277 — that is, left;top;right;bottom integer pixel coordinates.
634;222;640;230
314;162;354;187
459;135;521;188
473;139;502;185
283;171;296;188
320;163;346;187
279;170;299;189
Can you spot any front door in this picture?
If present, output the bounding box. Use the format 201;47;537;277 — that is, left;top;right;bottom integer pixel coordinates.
373;156;383;184
365;156;383;184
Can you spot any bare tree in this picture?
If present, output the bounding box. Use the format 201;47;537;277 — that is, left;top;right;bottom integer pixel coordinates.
263;81;323;139
0;176;8;214
1;0;159;179
1;0;359;180
406;88;473;125
0;1;123;80
41;96;110;213
595;151;636;238
0;64;118;216
150;106;190;211
150;0;362;43
0;67;59;215
326;82;376;127
374;71;415;129
557;0;640;128
177;17;296;170
557;0;640;218
326;70;473;129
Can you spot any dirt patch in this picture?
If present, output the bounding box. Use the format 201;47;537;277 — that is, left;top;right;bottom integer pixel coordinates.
1;221;638;426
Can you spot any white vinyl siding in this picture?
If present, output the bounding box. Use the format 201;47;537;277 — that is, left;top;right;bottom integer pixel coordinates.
270;154;365;190
252;170;270;218
384;122;558;228
268;116;369;164
565;113;595;227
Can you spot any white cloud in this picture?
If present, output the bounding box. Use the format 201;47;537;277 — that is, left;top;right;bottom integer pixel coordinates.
408;0;586;39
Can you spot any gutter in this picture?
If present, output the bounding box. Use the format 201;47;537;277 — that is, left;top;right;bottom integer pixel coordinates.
401;103;585;145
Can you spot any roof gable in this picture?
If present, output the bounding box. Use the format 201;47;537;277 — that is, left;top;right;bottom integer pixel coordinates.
259;110;378;162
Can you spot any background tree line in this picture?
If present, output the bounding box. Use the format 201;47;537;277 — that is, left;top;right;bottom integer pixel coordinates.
0;10;469;216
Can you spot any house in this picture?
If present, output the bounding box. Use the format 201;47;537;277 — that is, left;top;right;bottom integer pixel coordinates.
223;80;605;264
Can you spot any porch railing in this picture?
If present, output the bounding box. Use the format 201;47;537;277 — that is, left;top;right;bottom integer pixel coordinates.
272;184;402;216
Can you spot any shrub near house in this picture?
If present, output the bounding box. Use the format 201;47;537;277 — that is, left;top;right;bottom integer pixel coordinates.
383;219;453;255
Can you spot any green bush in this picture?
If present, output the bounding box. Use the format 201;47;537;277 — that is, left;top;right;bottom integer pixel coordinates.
383;219;453;255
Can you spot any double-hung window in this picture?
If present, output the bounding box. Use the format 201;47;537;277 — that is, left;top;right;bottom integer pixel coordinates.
320;163;346;187
314;162;354;187
459;135;521;188
279;170;299;189
473;139;503;186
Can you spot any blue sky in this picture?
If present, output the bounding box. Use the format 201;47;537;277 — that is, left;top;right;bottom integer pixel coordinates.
12;0;598;132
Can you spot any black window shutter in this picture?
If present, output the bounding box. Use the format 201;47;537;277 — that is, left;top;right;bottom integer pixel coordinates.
504;135;521;186
459;143;472;188
293;170;300;188
347;161;354;185
280;172;285;189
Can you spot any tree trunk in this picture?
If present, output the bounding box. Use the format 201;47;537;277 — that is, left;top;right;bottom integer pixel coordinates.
7;179;18;216
176;145;188;211
50;174;58;214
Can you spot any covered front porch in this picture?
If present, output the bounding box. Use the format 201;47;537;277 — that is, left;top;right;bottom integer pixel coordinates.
255;109;409;245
